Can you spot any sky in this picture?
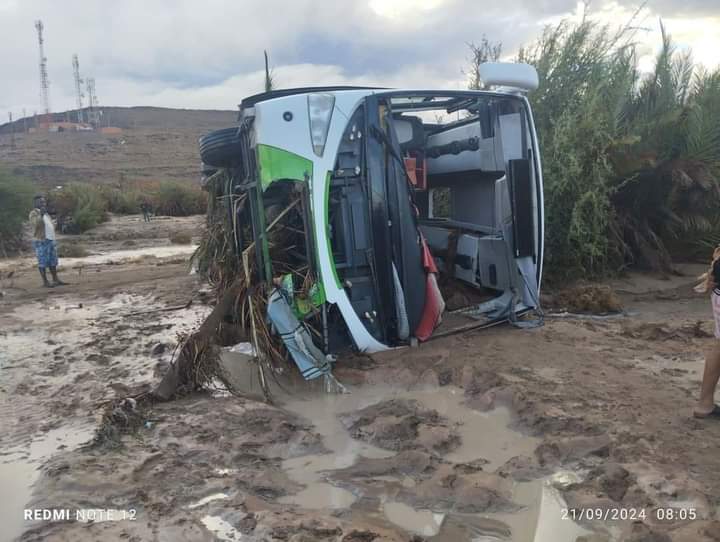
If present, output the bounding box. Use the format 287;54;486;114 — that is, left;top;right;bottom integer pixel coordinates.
0;0;718;120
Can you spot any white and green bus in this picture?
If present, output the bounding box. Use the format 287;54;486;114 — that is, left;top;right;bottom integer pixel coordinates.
200;62;543;359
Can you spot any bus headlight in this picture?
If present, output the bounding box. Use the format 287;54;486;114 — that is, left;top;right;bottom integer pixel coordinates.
308;93;335;157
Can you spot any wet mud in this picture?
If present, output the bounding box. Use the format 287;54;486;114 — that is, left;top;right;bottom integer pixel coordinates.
3;221;720;541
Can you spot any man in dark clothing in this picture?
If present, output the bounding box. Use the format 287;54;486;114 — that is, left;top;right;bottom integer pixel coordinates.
140;201;152;222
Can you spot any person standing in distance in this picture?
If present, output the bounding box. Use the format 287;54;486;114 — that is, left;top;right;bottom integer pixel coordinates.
28;194;66;288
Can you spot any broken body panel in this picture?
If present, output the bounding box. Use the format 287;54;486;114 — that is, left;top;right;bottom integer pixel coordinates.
219;77;543;361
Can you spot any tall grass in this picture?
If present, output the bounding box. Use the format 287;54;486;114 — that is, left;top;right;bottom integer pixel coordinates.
487;17;720;279
0;170;35;255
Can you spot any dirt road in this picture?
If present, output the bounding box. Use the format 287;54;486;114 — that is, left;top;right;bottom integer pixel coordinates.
2;216;720;541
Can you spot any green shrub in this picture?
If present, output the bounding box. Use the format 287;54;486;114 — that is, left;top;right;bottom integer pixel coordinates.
153;181;207;217
48;184;108;233
0;170;35;255
102;187;143;215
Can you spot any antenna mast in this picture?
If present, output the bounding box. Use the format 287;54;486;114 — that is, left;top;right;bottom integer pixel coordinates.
34;20;51;116
86;77;100;127
9;112;15;148
72;54;84;123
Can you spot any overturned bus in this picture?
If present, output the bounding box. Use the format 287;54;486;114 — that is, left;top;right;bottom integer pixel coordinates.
199;62;543;377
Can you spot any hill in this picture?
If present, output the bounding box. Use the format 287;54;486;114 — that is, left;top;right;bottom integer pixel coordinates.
0;107;237;187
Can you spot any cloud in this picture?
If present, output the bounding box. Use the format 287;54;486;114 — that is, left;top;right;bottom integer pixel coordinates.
646;0;720;17
0;0;718;121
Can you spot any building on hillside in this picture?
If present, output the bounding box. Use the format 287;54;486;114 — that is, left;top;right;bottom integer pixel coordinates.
36;121;94;132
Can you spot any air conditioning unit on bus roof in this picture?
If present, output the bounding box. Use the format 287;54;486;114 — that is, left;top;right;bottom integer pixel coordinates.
479;62;539;92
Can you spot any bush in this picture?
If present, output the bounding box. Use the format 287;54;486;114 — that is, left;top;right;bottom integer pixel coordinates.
102;186;143;215
0;170;35;255
49;184;108;233
153;182;206;217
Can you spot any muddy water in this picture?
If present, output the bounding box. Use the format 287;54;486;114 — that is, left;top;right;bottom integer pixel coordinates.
0;424;95;542
410;387;540;471
200;515;244;541
383;501;446;537
0;244;197;271
279;389;395;510
278;386;592;541
1;291;210;542
486;479;592;542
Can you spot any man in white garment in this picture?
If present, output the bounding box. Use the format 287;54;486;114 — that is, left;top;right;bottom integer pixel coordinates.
28;195;66;288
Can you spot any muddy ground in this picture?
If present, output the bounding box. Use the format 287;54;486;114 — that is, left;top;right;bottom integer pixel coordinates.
2;216;720;542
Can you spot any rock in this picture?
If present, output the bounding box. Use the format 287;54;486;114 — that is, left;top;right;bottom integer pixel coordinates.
150;343;166;356
598;463;632;501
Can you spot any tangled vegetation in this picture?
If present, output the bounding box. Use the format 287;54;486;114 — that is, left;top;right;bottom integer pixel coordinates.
473;16;720;280
0;169;35;256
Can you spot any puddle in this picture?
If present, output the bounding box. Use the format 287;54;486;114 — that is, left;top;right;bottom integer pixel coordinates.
383;501;445;536
188;492;230;509
62;245;198;267
276;385;594;541
278;390;395;510
280;483;357;509
0;424;94;542
200;515;244;541
409;387;540;471
484;477;592;542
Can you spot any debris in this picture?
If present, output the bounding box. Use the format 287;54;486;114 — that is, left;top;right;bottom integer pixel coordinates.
266;288;331;381
548;284;623;314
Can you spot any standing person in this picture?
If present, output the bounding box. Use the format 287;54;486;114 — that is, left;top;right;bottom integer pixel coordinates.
694;247;720;418
140;200;152;222
28;195;66;288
